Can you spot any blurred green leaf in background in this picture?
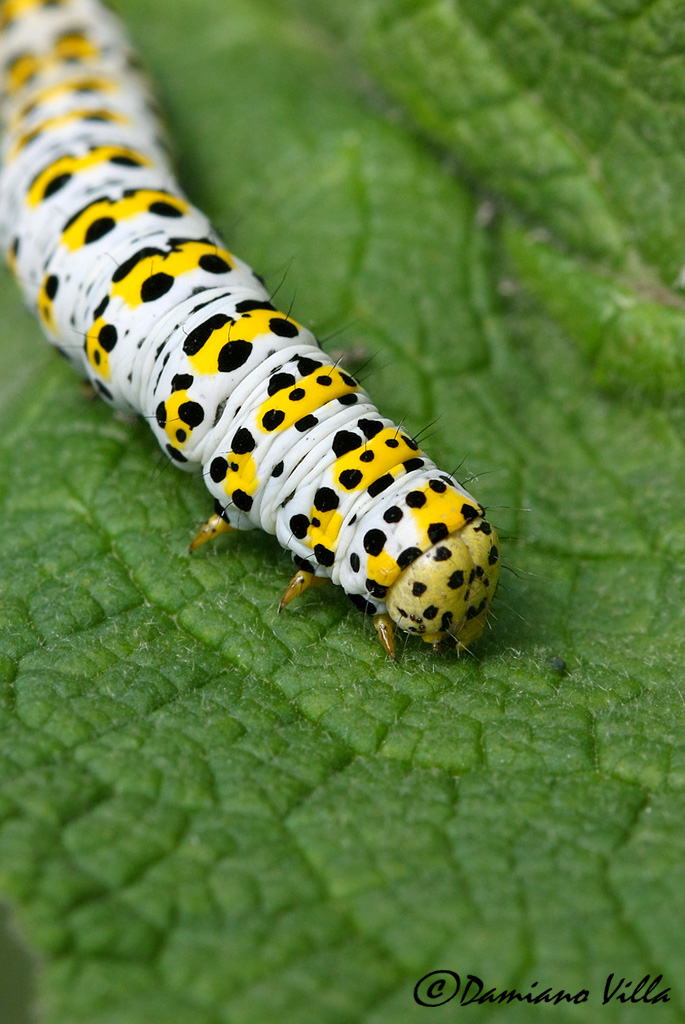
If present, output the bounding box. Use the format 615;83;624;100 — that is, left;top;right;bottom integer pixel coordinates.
1;0;684;1021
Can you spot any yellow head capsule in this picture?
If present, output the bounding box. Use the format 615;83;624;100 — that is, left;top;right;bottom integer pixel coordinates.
385;518;500;649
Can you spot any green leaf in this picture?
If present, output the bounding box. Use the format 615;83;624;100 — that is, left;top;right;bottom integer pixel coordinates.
1;0;684;1021
279;0;685;396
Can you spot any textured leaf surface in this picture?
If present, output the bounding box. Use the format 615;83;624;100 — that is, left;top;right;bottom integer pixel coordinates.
1;0;684;1021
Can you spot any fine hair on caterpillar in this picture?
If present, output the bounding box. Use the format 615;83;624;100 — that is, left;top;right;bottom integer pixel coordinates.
0;0;500;659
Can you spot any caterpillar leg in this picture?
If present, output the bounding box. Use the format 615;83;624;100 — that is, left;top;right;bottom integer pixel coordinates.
373;613;397;661
189;513;235;552
278;569;330;612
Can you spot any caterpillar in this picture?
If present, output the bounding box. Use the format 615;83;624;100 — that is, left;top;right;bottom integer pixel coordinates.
0;0;500;659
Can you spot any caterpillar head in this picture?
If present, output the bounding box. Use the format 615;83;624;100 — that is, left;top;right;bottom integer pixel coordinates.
384;517;500;651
